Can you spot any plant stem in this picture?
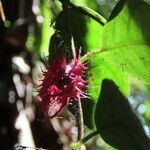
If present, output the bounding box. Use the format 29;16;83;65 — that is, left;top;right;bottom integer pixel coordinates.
81;130;99;143
0;0;6;21
77;96;84;140
79;49;102;63
68;1;107;25
79;42;148;63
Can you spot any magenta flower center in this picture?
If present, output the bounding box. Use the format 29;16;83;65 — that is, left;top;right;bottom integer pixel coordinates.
37;55;88;119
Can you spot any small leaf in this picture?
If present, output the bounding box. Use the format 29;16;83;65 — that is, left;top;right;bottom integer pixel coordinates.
71;142;82;150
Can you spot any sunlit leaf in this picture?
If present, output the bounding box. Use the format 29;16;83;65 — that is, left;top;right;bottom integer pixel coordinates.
101;0;150;83
49;1;130;129
39;0;54;56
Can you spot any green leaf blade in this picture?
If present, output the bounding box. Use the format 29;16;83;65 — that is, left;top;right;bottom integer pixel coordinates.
94;79;150;150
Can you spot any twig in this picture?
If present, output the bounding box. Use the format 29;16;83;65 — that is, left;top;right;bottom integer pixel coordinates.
0;0;6;22
77;96;84;140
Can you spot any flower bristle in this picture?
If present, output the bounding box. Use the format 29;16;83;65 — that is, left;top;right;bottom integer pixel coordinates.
37;52;88;119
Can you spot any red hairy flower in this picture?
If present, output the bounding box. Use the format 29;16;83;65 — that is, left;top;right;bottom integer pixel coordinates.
38;54;88;119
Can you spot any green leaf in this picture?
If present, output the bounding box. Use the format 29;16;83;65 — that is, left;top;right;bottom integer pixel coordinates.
84;0;150;129
72;0;123;21
88;56;129;102
95;79;150;150
144;101;150;126
101;0;150;83
72;2;130;129
49;2;130;129
39;0;54;56
83;54;129;129
49;8;90;62
96;0;122;20
68;1;107;24
143;0;150;4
